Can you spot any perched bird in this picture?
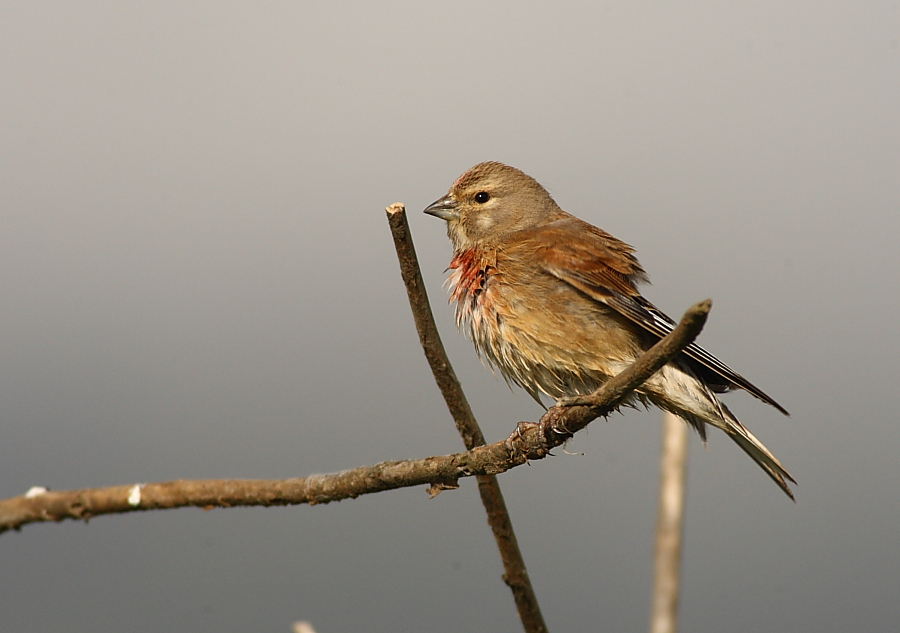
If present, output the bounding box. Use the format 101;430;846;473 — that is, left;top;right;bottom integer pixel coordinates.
424;161;795;499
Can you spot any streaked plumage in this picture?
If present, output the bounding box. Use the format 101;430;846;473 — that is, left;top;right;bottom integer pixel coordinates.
425;161;795;499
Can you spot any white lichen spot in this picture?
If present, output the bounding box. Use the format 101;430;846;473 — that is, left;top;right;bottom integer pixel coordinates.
127;484;144;507
24;486;48;498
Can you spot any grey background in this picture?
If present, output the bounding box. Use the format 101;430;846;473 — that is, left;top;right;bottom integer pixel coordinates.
2;3;898;632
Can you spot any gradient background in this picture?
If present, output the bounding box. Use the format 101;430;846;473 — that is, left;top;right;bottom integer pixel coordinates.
2;3;898;632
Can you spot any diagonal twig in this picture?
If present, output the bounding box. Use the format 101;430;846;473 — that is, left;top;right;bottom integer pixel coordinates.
385;203;547;633
0;300;709;536
532;298;710;440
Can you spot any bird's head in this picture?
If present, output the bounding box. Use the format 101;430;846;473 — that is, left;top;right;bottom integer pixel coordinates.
424;161;562;251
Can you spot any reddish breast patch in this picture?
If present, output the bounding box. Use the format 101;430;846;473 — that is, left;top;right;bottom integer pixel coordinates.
448;249;487;304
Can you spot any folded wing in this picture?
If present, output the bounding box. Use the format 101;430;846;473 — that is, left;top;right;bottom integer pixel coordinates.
531;216;789;416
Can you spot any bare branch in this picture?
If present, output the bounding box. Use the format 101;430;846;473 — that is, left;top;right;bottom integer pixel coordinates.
649;412;689;633
385;202;545;633
0;299;708;537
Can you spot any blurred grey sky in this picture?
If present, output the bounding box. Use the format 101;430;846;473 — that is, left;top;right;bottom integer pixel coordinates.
1;2;898;632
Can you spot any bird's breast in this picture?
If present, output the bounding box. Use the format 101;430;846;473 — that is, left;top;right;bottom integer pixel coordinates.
445;247;644;399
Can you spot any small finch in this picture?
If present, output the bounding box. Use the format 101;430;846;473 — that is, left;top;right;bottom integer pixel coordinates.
425;161;795;499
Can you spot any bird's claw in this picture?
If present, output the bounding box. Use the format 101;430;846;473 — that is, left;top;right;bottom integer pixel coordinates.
513;421;538;441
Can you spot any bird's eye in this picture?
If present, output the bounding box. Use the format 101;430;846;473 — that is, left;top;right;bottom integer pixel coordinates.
474;192;490;203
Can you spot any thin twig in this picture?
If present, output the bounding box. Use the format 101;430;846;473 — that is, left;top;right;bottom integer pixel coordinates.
534;299;710;440
385;203;546;633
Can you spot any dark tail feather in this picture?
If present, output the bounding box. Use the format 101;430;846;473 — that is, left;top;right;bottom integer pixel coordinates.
643;365;795;499
725;423;796;501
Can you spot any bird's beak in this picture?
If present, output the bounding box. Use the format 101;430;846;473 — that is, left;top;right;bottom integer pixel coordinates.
423;195;459;221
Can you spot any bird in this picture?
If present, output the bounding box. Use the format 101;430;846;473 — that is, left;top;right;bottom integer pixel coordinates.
424;161;795;499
